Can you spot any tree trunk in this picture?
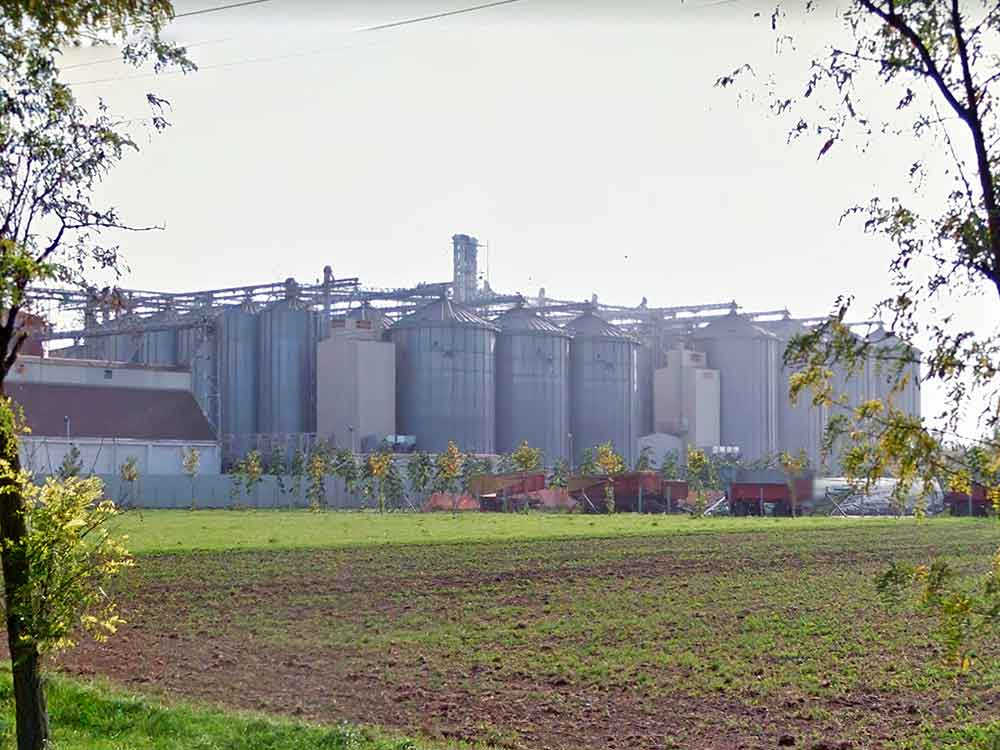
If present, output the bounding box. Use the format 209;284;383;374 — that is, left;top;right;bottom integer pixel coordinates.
0;393;50;750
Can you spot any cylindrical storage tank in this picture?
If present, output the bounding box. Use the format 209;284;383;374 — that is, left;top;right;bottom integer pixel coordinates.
759;317;828;470
105;315;140;364
867;327;921;419
693;312;780;462
494;304;571;464
137;312;178;366
258;291;317;436
636;333;656;437
217;301;259;439
391;298;497;454
565;310;639;468
178;309;217;431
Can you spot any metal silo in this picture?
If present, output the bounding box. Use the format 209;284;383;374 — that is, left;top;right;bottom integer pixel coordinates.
694;312;780;462
216;301;259;440
759;316;828;470
495;304;571;464
636;333;656;438
565;310;639;467
105;315;140;363
137;312;178;366
391;297;497;454
178;309;217;432
867;327;921;419
258;282;317;436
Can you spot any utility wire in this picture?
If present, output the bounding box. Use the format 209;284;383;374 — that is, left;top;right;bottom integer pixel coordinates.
61;38;232;71
360;0;524;32
66;0;529;87
174;0;274;19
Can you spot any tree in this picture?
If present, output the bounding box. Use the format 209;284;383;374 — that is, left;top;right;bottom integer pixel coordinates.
330;447;360;499
723;0;1000;666
406;451;434;508
594;442;625;514
686;446;713;516
289;447;307;508
660;450;681;482
634;446;653;472
0;4;191;741
434;441;464;512
242;450;263;504
365;451;393;514
118;456;139;508
578;447;598;476
269;445;287;508
181;447;199;511
510;440;542;474
548;458;569;489
306;450;328;512
778;450;809;517
56;445;82;480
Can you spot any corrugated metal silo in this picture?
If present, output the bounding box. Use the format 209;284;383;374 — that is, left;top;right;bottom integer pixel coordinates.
759;316;828;470
495;304;571;464
565;310;639;467
258;286;317;435
178;310;217;431
105;316;140;363
391;298;497;454
636;334;656;437
867;327;921;419
137;312;178;366
693;312;780;461
217;301;260;439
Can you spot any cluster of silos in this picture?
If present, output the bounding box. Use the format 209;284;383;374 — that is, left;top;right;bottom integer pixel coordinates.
391;298;498;454
494;304;571;463
694;312;780;462
565;310;640;467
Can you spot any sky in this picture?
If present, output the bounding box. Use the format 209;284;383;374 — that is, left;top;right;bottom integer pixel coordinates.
56;0;992;435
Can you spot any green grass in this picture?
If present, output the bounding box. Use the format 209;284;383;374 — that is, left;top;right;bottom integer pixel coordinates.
0;671;467;750
111;507;978;556
58;512;1000;749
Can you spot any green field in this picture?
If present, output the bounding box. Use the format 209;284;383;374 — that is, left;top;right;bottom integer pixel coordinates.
113;508;947;555
30;512;995;750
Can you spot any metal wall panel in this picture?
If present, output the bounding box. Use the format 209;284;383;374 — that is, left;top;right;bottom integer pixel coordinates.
694;312;780;462
566;311;639;467
495;307;571;464
258;299;317;435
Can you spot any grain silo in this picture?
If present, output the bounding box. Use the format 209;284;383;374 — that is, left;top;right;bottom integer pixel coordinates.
867;326;921;419
258;281;317;435
759;316;827;470
137;311;179;366
216;301;259;439
177;310;217;433
565;310;639;467
495;303;571;464
391;297;497;454
636;333;656;438
105;315;140;364
694;312;779;462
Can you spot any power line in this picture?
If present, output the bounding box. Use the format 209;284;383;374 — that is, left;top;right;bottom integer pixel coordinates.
174;0;274;19
61;38;231;71
360;0;525;32
66;0;529;87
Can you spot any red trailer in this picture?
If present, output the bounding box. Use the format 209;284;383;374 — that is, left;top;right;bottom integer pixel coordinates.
730;478;813;517
569;472;687;513
945;484;991;517
469;473;547;512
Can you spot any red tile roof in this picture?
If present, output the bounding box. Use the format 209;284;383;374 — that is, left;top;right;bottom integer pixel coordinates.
6;382;216;442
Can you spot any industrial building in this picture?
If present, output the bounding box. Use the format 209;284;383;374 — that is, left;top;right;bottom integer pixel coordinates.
30;233;922;473
8;355;221;476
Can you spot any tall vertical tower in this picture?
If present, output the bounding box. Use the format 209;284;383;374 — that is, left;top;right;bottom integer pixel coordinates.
452;233;479;303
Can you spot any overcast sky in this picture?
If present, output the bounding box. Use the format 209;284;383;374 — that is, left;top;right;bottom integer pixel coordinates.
57;0;991;435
